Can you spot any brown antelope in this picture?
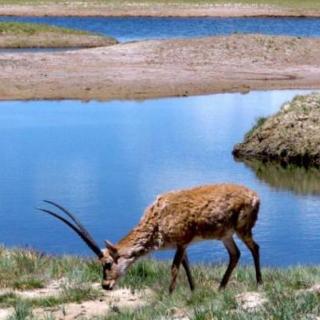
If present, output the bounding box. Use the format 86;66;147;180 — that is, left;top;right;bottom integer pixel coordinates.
39;183;262;293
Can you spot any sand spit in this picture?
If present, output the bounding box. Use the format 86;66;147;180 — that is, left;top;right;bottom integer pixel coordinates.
1;34;320;100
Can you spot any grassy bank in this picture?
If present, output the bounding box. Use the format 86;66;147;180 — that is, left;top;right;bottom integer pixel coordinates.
233;93;320;167
0;22;117;48
0;247;319;319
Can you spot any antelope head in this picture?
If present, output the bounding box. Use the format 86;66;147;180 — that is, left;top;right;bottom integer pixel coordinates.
38;201;132;290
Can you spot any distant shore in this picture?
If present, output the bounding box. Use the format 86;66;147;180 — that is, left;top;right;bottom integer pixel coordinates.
1;3;320;17
1;34;320;100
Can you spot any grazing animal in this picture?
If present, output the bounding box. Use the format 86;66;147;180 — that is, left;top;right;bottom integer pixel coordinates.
39;184;262;293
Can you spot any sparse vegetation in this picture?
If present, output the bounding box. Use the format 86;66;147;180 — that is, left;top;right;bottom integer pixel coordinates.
245;116;267;139
0;22;117;48
0;22;89;36
233;93;320;167
0;247;320;319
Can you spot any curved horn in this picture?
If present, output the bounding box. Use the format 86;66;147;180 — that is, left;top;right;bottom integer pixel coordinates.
38;202;103;259
43;200;99;248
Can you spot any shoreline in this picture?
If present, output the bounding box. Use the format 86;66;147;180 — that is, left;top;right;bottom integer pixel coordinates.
1;4;320;18
1;34;320;101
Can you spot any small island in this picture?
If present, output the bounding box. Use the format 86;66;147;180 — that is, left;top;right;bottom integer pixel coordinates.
233;93;320;167
0;22;117;48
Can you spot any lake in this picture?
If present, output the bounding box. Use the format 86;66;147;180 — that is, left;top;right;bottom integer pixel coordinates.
1;16;320;41
0;90;319;267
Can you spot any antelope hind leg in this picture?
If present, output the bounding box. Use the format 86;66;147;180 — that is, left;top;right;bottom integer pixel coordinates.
237;231;262;285
219;237;240;290
182;252;195;291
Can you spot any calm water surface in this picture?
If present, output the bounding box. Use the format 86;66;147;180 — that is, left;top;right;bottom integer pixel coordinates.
0;90;320;267
1;16;320;41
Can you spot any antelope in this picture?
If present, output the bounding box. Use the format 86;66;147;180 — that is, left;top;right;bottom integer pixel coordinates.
39;183;262;293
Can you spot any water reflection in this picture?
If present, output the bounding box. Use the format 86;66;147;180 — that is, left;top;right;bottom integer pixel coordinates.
0;90;319;266
240;159;320;195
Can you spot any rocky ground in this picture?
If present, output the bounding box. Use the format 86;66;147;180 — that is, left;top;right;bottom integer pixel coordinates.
233;93;320;167
1;34;320;100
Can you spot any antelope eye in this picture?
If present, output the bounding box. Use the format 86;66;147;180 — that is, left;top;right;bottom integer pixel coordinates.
105;262;113;270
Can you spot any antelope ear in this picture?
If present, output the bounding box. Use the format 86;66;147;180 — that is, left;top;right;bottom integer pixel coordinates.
104;240;119;261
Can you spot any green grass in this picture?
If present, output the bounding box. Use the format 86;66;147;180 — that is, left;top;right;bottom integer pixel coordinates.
0;247;320;319
0;0;320;9
0;22;90;36
0;21;117;48
245;116;267;139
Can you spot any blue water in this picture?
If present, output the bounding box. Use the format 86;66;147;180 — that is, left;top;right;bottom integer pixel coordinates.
0;90;319;267
1;16;320;41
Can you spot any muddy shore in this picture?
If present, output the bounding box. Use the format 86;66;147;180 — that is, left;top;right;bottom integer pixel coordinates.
1;34;320;100
0;3;320;17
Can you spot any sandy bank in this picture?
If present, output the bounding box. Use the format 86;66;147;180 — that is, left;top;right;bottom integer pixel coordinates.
1;34;320;100
0;3;320;17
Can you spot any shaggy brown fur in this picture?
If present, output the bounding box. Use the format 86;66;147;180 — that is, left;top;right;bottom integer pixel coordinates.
101;184;262;292
41;184;261;293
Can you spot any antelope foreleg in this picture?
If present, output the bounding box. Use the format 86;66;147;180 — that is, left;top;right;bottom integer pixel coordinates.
169;246;185;294
182;252;195;291
219;237;240;290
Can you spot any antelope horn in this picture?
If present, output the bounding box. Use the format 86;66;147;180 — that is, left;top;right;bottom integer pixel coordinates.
38;201;103;258
43;200;98;247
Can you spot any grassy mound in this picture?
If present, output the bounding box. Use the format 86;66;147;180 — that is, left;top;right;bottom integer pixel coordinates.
233;93;320;167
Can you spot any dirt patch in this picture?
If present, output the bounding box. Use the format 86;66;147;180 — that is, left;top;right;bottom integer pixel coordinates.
0;309;13;320
33;288;151;319
0;3;319;17
0;278;66;299
1;34;320;100
0;281;153;320
233;93;320;167
305;283;320;294
236;292;267;311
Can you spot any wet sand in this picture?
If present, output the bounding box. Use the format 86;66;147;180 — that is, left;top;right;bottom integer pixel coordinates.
1;34;320;100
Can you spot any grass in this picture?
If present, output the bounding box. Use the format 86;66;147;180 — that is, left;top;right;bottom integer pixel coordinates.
0;21;117;48
0;0;320;9
245;116;267;139
0;22;90;36
0;247;320;319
